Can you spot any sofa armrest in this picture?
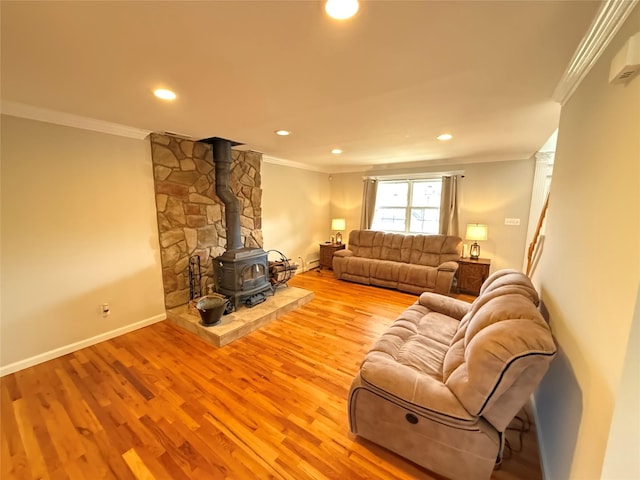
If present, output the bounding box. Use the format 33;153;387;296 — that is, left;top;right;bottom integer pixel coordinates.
332;248;353;278
419;292;470;321
333;249;353;258
437;260;459;272
433;261;459;295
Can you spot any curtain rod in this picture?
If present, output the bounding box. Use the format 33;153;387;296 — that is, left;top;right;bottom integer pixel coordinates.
363;170;465;181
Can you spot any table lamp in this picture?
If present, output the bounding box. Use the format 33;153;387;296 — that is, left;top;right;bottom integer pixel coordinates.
466;224;488;260
331;218;346;244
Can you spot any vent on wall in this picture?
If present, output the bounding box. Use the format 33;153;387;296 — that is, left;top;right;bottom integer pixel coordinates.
609;32;640;84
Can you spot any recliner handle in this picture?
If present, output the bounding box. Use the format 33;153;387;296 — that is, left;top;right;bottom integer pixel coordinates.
405;413;419;424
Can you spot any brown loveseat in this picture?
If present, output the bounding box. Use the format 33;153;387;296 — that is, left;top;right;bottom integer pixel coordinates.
348;270;557;480
332;230;462;295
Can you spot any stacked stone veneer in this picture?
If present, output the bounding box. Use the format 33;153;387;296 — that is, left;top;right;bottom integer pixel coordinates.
149;133;263;308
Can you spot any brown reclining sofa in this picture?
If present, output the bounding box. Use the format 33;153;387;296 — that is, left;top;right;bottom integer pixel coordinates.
348;269;557;480
333;230;462;295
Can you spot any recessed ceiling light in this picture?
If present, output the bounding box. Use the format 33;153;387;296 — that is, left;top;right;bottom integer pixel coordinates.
325;0;359;20
275;130;291;136
437;133;453;141
331;148;343;154
153;88;176;100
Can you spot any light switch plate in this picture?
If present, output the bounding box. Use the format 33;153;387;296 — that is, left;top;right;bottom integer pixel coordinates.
504;218;521;226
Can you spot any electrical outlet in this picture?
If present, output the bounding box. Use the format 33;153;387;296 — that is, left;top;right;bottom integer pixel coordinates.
504;218;521;226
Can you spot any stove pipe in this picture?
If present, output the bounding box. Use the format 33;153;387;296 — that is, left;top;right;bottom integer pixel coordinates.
200;137;244;251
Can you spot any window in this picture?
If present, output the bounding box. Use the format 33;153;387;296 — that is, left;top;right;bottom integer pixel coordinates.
371;179;442;234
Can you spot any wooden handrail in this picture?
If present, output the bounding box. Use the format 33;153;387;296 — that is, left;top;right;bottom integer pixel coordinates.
526;193;550;277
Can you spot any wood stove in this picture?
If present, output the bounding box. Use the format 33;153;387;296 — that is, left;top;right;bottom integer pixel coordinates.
214;248;270;309
200;137;272;310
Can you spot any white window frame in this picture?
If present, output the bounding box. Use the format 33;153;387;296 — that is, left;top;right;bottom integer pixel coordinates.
371;177;443;234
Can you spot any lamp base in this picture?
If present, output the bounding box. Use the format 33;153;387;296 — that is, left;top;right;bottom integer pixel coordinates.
469;242;480;260
336;232;342;245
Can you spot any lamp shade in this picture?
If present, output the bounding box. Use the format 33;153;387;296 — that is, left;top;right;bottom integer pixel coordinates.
466;224;488;241
331;218;346;231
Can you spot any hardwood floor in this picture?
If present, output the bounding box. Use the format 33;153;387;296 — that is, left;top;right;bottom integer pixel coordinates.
1;270;542;479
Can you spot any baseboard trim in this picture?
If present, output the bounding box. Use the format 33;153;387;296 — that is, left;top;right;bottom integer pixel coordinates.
0;313;167;377
292;259;320;274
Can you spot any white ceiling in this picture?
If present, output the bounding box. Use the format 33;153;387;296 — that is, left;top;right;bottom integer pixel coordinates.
1;1;600;172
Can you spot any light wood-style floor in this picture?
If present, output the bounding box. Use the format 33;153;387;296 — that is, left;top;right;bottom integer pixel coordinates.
1;269;542;479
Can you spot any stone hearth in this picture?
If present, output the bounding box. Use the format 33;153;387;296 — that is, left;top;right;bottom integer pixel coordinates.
166;287;313;347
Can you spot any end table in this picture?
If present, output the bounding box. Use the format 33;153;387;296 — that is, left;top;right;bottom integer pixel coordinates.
456;258;491;296
319;243;345;270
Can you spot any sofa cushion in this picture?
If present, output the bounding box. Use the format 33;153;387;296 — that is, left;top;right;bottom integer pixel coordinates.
339;256;371;279
368;303;458;378
408;235;443;266
398;263;438;291
479;269;540;305
370;260;401;283
447;270;542;351
405;234;462;266
360;303;473;420
379;233;409;262
348;230;383;259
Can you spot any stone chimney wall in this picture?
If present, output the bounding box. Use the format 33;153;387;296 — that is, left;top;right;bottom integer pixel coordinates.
149;133;263;308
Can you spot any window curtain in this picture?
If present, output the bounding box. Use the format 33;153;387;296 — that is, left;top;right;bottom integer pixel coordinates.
439;175;459;236
360;178;378;229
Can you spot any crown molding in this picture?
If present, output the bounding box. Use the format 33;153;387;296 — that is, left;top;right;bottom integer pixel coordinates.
553;0;639;105
262;154;330;173
0;101;151;139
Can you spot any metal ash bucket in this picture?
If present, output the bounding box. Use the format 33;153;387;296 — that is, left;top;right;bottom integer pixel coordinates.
195;295;228;326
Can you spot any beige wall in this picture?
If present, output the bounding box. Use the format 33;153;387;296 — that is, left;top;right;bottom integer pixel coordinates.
601;288;640;479
532;5;640;478
261;162;331;270
1;115;166;371
330;158;535;272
